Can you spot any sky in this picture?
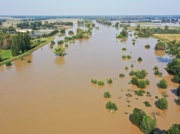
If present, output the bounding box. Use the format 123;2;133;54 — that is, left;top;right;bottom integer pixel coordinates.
0;0;180;15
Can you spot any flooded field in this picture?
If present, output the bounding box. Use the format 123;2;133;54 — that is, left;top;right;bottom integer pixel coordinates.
0;22;179;134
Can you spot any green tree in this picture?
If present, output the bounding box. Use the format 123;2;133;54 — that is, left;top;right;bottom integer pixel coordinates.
0;49;2;61
139;115;156;134
157;79;168;89
164;25;169;31
54;46;65;56
156;98;168;110
130;108;146;127
11;35;20;56
166;40;180;58
131;77;139;85
167;124;180;134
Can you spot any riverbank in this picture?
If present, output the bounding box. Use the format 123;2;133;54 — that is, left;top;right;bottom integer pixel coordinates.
0;34;57;66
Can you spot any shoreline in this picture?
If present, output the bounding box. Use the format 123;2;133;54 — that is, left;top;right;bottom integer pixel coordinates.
0;34;57;66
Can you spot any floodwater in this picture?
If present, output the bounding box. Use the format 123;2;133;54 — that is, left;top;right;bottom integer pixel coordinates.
0;22;179;134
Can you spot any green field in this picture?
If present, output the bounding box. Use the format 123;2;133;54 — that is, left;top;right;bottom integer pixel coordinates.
1;49;12;60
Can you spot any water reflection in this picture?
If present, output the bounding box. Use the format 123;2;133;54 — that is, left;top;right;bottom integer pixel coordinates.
156;57;172;63
154;50;166;57
54;56;65;65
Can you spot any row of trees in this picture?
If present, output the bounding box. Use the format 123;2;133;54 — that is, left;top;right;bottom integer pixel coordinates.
96;19;112;25
136;25;180;37
11;33;31;56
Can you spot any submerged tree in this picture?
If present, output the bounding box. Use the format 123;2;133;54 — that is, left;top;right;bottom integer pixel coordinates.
166;40;180;58
54;46;65;56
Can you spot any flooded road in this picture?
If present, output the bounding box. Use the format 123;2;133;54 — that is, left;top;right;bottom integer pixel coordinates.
0;22;179;134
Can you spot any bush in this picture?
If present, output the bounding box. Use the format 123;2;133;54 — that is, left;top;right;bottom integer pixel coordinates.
137;57;142;62
54;46;65;56
135;70;147;79
138;80;147;89
104;92;111;98
153;66;159;70
91;79;97;84
131;64;134;68
122;48;126;51
27;60;31;63
145;44;150;49
58;40;64;44
107;78;113;84
98;81;105;86
155;96;159;99
172;75;180;83
6;62;12;66
122;55;127;59
65;44;68;47
167;124;180;134
155;41;166;50
134;90;146;96
156;98;168;110
106;101;118;111
143;101;151;107
139;115;156;134
127;55;132;59
157;79;168;89
130;108;146;127
145;79;150;85
68;30;74;35
119;73;125;77
131;77;139;85
166;59;180;76
129;70;135;76
125;66;128;70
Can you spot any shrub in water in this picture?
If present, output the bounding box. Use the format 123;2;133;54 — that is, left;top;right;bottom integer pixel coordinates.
129;70;135;76
122;48;126;51
153;66;159;70
134;90;146;96
144;101;151;107
127;55;132;59
137;57;142;62
65;44;69;47
156;98;168;110
54;46;65;56
104;92;111;98
138;80;146;89
6;62;12;66
176;97;180;105
135;70;147;79
172;75;180;83
125;66;128;70
130;108;146;127
145;79;150;85
155;41;166;50
58;40;64;44
98;81;105;86
91;79;97;84
122;55;127;59
157;79;168;89
106;101;118;111
107;78;113;84
119;73;125;77
131;77;138;85
27;60;31;63
145;44;150;49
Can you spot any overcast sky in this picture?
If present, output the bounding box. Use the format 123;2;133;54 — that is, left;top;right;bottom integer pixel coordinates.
0;0;180;15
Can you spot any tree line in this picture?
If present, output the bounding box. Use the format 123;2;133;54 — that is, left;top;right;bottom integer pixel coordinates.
11;33;31;56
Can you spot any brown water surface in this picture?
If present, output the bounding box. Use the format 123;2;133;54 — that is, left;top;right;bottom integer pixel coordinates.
0;22;179;134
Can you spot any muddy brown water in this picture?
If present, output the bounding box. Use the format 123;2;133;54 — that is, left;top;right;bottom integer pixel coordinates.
0;22;179;134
